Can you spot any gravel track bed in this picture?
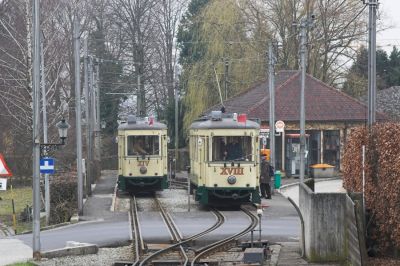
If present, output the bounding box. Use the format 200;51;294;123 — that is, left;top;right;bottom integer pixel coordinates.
37;245;134;266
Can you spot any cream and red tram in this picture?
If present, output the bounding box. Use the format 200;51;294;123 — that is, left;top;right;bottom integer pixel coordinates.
188;111;261;205
117;115;168;193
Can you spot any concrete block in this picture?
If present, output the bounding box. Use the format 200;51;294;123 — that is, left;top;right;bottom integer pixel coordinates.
42;242;98;259
70;213;79;223
243;248;264;264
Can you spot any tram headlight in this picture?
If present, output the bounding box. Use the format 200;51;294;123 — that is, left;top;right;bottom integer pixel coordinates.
227;175;236;185
140;166;147;174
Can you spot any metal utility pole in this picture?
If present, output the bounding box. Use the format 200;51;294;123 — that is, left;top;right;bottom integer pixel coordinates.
83;38;91;196
174;67;179;177
89;56;95;184
74;16;83;214
40;38;50;226
224;59;229;100
32;0;41;258
268;43;276;171
94;62;101;162
299;17;313;183
136;71;144;117
367;0;378;125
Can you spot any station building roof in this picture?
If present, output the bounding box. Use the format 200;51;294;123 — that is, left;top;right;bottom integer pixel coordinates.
210;70;388;123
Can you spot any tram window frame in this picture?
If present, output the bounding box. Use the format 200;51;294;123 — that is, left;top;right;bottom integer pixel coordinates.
126;135;160;156
211;136;253;162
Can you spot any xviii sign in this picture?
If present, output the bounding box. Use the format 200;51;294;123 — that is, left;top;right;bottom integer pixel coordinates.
220;167;244;175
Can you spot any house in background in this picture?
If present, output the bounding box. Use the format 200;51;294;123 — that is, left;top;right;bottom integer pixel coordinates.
211;70;387;175
360;86;400;121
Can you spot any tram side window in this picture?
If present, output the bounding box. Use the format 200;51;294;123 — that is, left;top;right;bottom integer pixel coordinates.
212;136;252;161
127;135;160;156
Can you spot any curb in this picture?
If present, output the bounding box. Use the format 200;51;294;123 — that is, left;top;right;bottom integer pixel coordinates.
41;242;99;259
269;244;281;266
278;177;342;191
19;222;71;235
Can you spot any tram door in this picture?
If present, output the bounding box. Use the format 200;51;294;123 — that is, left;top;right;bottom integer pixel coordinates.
285;134;309;177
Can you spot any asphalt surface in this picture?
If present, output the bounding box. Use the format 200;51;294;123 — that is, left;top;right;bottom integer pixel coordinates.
0;171;132;265
1;171;323;265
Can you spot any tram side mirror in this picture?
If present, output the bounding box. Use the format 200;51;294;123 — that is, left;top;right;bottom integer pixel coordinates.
186;166;191;173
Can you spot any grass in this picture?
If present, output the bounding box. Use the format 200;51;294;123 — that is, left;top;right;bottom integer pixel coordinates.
0;187;33;233
6;263;37;266
0;187;32;216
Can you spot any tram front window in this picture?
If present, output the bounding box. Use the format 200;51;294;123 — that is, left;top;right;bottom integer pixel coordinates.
212;136;252;161
127;135;160;156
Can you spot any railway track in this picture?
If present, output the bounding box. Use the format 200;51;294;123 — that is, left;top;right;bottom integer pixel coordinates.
139;204;225;265
120;196;259;266
190;205;259;266
169;180;188;189
131;196;146;265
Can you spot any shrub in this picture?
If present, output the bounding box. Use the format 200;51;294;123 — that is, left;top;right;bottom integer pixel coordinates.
343;123;400;256
49;172;77;224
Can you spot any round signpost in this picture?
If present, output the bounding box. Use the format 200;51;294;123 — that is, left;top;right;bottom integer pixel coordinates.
275;120;285;133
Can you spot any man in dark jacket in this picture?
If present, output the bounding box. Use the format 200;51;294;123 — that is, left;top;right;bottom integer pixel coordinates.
260;156;272;199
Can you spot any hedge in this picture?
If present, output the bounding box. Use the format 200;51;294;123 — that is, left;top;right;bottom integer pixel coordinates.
49;172;77;224
343;123;400;256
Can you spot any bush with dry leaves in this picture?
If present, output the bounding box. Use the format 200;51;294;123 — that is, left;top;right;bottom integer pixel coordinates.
343;123;400;256
49;173;77;224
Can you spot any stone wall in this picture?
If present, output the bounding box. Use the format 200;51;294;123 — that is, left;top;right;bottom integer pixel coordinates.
299;179;348;262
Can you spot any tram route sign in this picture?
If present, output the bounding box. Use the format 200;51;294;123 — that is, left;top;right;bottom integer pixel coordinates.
40;157;55;174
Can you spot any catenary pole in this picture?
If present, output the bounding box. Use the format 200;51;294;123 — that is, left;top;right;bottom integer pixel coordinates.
94;62;101;162
367;0;377;125
83;38;91;196
41;39;50;226
74;15;83;214
174;67;178;178
32;0;41;258
89;56;95;184
137;72;141;116
224;59;229;100
268;43;276;171
299;19;307;184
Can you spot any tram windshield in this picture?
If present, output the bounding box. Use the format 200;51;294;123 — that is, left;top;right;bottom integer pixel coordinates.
212;136;253;161
127;135;160;156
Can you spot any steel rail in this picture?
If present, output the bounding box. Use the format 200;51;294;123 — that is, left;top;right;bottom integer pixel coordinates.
131;196;145;266
139;206;225;266
189;206;258;266
169;180;188;189
153;197;188;265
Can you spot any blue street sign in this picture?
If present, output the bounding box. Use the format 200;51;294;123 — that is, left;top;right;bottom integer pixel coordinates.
40;158;55;174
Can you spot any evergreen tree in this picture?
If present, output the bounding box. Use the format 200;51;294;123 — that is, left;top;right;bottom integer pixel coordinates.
343;46;393;98
387;46;400;86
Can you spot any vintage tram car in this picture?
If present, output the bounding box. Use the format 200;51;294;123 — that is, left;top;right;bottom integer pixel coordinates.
117;115;169;193
188;111;261;205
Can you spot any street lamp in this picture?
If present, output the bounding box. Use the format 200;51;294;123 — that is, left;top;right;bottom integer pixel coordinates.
40;118;70;156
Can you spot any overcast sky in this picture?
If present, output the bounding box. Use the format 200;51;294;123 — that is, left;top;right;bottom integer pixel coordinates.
377;0;400;52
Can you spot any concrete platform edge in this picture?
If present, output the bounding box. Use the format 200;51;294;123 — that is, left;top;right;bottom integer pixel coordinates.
41;244;99;259
278;177;342;192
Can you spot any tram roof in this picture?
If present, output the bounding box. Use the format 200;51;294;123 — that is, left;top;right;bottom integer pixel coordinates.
118;121;167;130
190;117;259;130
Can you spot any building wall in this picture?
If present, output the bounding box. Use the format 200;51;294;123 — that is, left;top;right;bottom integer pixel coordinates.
262;121;364;172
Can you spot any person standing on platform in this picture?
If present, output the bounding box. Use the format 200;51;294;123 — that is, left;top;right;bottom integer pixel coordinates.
260;156;272;199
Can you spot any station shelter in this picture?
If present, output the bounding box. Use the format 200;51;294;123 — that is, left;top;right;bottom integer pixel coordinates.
210;70;388;176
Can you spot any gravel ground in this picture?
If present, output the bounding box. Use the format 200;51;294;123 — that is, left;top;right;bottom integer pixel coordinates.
156;188;205;212
36;245;134;266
